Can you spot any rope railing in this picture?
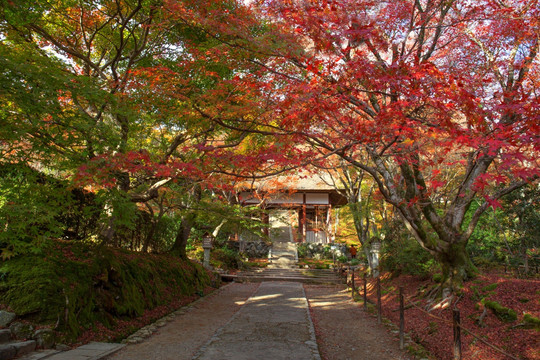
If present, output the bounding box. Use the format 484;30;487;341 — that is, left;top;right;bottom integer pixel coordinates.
346;269;523;360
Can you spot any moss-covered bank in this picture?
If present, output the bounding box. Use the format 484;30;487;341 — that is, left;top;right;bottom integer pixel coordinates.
0;240;219;341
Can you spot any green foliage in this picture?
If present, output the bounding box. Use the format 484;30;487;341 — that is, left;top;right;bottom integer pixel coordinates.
0;240;216;339
465;202;507;266
466;186;540;270
296;243;308;258
0;165;98;258
206;247;244;270
482;300;517;322
381;234;438;278
296;243;336;260
350;258;361;266
243;260;268;268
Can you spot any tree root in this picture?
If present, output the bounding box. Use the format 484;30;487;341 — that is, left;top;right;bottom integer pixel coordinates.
477;307;488;327
425;287;453;312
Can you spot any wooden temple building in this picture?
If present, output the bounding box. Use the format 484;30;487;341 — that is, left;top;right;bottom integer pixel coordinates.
237;173;347;244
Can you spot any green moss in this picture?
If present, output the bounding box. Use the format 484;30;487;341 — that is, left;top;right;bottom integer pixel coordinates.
483;300;517;322
523;313;540;330
481;283;498;292
432;273;443;283
0;240;216;340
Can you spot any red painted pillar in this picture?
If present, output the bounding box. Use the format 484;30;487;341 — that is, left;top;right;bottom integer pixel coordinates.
302;204;307;242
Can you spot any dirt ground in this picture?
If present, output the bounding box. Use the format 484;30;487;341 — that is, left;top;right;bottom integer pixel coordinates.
304;284;413;360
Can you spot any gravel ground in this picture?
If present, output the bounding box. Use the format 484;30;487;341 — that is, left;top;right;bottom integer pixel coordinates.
304;284;413;360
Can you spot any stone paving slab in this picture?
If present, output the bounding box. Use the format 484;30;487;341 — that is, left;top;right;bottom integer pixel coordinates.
40;342;124;360
106;283;259;360
193;281;321;360
19;349;60;360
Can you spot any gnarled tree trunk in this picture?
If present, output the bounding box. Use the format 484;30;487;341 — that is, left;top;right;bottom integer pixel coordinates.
169;213;196;259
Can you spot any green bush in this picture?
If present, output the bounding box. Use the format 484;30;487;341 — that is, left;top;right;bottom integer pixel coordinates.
350;258;361;266
381;235;437;278
297;243;308;258
210;247;244;270
0;240;217;340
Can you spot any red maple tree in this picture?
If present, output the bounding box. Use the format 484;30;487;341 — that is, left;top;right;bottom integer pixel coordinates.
189;0;540;291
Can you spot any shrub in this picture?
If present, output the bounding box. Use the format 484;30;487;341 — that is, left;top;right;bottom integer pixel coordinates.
210;247;244;270
0;240;216;340
296;243;308;258
381;235;437;278
350;258;361;266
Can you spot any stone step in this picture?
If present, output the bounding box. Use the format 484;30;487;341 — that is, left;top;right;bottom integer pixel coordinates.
0;340;36;360
225;274;344;285
19;342;124;360
18;349;61;360
0;329;11;344
228;267;345;285
246;269;339;276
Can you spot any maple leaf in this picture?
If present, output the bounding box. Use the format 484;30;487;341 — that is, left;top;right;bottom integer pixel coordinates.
484;196;502;210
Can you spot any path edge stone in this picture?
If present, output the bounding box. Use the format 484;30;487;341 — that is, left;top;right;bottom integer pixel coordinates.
301;284;322;360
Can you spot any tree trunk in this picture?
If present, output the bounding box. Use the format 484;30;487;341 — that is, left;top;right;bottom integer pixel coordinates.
142;220;157;253
349;202;374;270
169;213;195;259
437;242;477;291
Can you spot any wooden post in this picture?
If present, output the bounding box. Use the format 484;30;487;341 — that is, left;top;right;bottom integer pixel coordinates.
351;268;355;296
363;273;367;310
377;277;382;324
399;286;404;350
453;308;462;360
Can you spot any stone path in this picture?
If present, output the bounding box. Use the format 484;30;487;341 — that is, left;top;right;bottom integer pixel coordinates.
25;281;412;360
106;283;258;360
193;282;319;360
268;241;298;269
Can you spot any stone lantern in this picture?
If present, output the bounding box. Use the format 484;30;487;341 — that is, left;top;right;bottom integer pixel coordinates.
202;233;214;268
370;239;381;278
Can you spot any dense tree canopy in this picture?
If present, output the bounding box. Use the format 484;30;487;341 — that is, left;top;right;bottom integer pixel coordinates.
1;0;538;290
189;0;540;289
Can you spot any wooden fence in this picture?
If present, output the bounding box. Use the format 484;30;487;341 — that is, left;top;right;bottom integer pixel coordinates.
346;268;522;360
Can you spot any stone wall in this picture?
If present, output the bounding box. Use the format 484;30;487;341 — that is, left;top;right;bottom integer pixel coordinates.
226;241;271;258
298;243;349;260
